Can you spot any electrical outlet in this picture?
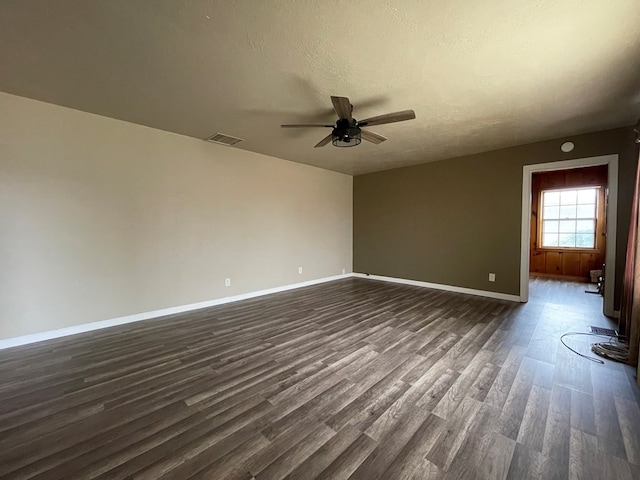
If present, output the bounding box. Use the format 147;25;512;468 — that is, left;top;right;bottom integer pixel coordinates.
225;278;231;287
489;273;496;282
342;268;346;275
298;267;303;274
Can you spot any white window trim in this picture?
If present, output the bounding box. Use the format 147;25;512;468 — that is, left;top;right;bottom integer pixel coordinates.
539;186;599;249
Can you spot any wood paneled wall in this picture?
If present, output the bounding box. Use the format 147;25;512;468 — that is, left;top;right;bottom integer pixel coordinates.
530;165;607;280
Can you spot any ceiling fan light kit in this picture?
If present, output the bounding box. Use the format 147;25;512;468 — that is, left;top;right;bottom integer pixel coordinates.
282;96;416;148
332;119;362;147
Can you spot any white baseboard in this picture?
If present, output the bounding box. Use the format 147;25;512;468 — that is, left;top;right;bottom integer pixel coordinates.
352;273;522;302
0;273;353;350
1;272;522;350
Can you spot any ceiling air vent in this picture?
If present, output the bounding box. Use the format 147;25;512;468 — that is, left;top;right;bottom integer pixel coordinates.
204;132;244;146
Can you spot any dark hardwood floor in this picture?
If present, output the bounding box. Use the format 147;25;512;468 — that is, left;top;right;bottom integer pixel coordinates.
0;277;639;479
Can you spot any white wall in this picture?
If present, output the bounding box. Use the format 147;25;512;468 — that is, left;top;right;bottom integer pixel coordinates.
0;93;353;340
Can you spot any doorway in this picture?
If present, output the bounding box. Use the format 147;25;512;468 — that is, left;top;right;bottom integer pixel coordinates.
520;154;619;317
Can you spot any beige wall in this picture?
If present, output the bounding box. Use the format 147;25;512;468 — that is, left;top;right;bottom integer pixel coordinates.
354;127;639;309
0;93;353;340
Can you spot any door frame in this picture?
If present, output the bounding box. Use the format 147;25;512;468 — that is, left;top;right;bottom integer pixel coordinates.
520;154;619;317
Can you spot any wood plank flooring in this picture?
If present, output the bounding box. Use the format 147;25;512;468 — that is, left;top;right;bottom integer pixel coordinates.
0;277;639;479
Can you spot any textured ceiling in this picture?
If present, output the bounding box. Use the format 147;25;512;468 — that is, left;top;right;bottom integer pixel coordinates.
1;1;639;175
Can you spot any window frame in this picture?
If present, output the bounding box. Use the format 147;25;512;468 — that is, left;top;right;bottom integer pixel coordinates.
537;186;600;252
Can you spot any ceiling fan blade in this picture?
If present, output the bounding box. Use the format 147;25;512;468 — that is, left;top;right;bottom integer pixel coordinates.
314;134;334;148
358;109;416;126
281;124;334;128
360;129;387;144
331;96;353;121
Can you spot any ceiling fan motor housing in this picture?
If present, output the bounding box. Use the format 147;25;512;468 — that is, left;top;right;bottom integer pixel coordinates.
332;118;362;146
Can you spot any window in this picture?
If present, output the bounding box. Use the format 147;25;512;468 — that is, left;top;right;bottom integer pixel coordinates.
540;187;598;249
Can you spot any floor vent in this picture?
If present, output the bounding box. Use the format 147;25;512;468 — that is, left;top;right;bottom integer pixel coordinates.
588;326;618;336
205;132;243;146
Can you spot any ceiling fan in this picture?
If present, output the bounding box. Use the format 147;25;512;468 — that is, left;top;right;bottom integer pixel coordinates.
281;96;416;148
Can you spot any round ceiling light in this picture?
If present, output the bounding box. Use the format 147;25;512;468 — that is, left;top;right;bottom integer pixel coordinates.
561;141;575;153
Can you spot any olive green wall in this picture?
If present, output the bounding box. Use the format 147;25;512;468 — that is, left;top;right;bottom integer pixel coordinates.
354;127;639;309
